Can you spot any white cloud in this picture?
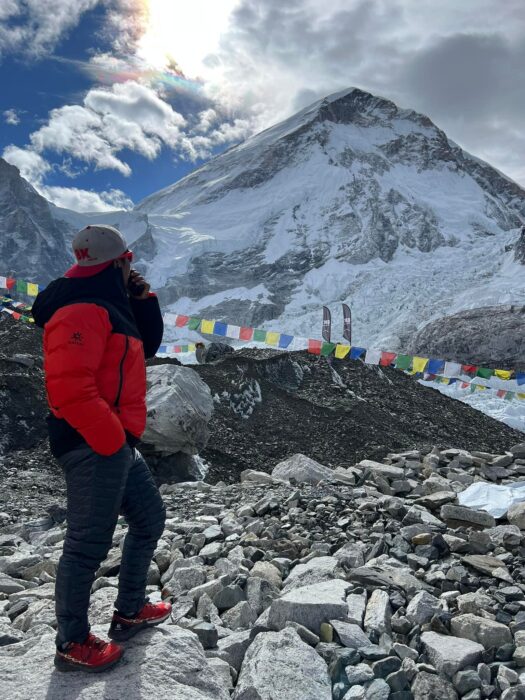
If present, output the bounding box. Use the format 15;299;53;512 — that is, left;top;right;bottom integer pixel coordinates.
0;0;102;59
3;108;20;125
2;144;51;184
43;185;133;212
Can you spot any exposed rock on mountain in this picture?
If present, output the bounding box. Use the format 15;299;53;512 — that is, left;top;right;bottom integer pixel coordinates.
0;159;72;283
407;306;525;369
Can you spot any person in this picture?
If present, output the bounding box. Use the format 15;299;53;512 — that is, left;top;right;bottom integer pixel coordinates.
32;225;171;673
195;340;234;364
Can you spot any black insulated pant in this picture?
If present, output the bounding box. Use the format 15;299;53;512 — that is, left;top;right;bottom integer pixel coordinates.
55;444;166;647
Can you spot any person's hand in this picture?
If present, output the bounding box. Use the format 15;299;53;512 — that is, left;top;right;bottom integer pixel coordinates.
128;270;151;300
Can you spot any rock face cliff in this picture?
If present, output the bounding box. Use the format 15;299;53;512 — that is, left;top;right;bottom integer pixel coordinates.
0;159;72;283
407;305;525;369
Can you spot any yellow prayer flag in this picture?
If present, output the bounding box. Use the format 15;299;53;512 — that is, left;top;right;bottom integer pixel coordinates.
518;393;525;400
335;344;350;359
441;377;450;385
27;283;39;296
475;384;487;392
494;369;512;380
412;357;429;373
266;332;279;346
189;344;196;352
201;319;214;334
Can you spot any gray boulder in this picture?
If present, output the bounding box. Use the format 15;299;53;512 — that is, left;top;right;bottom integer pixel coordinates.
508;502;525;530
421;631;483;677
450;613;512;649
406;591;441;625
0;624;229;699
282;556;341;591
233;628;331;700
272;454;335;484
142;364;214;454
412;671;458;699
267;579;350;634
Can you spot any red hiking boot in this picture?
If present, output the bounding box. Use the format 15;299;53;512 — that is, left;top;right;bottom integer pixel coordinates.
108;600;172;641
54;632;123;673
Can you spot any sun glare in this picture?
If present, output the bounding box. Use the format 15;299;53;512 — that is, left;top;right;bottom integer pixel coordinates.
138;0;239;78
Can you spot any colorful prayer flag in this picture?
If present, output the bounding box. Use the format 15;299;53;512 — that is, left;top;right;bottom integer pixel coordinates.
462;365;477;375
201;319;214;334
16;279;27;294
158;345;168;354
175;315;190;327
494;369;512;380
364;349;381;365
380;352;397;367
308;339;322;355
350;346;366;360
266;332;280;346
412;357;429;374
0;277;7;289
239;327;253;341
395;354;412;370
335;344;350;359
278;334;293;348
6;278;15;290
188;317;201;331
226;324;241;339
497;390;506;398
27;283;38;296
427;359;445;375
321;342;336;357
253;329;267;342
213;321;227;336
517;373;525;386
476;367;494;379
443;361;462;378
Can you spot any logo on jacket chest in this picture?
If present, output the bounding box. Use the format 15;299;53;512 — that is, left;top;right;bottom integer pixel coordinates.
69;331;84;346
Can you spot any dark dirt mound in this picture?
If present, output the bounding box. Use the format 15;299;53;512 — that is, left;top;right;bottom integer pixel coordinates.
191;349;524;483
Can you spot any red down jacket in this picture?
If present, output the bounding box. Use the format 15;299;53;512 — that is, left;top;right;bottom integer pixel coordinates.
32;265;163;457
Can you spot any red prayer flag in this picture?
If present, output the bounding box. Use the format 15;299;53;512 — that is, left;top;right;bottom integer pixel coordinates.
174;345;182;353
497;390;506;398
380;352;397;367
12;311;21;320
461;382;469;389
308;339;322;355
6;278;15;290
239;327;253;341
462;365;477;375
175;315;189;327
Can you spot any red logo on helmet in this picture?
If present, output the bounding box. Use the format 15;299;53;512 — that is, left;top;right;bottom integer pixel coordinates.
75;248;90;261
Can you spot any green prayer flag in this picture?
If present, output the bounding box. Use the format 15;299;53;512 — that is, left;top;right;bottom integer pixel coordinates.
395;355;412;370
253;329;267;342
187;317;201;331
321;342;336;356
16;279;27;294
505;392;514;401
476;367;494;379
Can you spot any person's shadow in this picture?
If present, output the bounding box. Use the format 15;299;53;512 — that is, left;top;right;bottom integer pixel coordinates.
43;627;155;700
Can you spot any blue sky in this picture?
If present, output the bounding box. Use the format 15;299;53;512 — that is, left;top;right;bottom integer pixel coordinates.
1;1;524;212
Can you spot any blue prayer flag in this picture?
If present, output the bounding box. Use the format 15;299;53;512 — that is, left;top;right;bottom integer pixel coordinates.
350;346;366;360
427;359;445;375
158;345;167;354
517;372;525;386
279;334;293;348
213;322;227;336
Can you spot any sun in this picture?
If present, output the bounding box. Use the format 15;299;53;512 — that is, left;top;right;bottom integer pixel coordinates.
137;0;239;78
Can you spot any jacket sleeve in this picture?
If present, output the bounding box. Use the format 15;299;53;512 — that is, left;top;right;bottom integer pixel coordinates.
44;303;126;456
129;293;164;359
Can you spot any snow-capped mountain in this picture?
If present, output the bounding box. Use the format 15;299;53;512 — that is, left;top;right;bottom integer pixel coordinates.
130;88;525;350
0;159;72;283
3;87;524;354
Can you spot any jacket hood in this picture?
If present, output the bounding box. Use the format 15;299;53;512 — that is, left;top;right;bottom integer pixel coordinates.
32;265;133;328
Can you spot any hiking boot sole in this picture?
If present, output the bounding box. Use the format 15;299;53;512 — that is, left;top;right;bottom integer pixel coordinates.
54;651;123;673
108;610;171;642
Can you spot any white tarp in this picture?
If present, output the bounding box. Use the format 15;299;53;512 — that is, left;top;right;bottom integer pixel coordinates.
458;480;525;518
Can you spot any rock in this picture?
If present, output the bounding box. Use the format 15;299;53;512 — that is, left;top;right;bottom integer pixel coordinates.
450;614;512;649
331;620;371;649
412;671;458;699
233;628;331;700
216;630;253;673
514;646;525;667
350;563;428;597
406;591;441;625
142;364;214;454
214;585;245;611
457;591;493;615
267;579;350;634
440;505;496;529
357;460;405;481
403;506;446;531
421;631;484;677
283;556;340;591
347;592;367;626
453;669;481;694
364;589;391;636
250;561;282;588
272;454;335;484
372;655;402;678
462;554;513;583
510;443;525;459
345;662;374;685
0;574;26;595
208;657;234;691
221;602;257;630
187;620;219;649
333;542;367;568
0;624;229;699
0;619;24;646
240;470;277;485
508;502;525;530
364;678;390;699
285;621;320;646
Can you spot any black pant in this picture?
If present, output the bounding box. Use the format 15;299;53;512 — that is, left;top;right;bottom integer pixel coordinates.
55;444;166;647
